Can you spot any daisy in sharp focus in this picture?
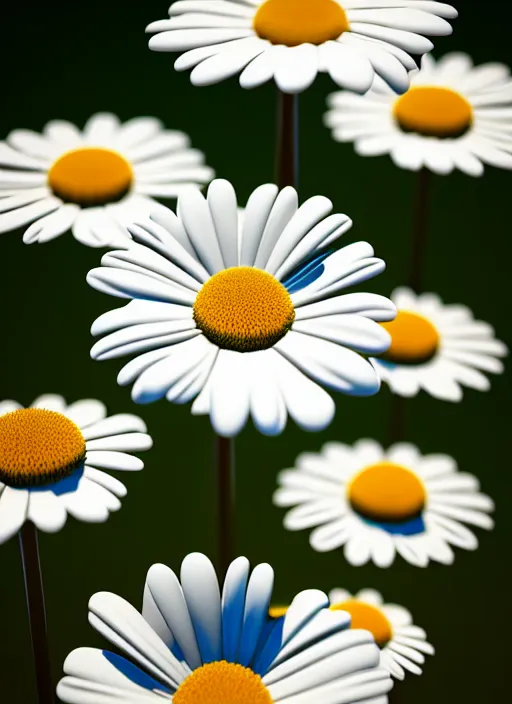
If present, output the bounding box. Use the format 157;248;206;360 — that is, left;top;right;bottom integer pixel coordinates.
146;1;457;95
0;113;214;246
57;552;393;704
87;178;397;438
0;394;152;544
371;287;507;401
270;588;433;681
274;439;495;567
325;52;512;175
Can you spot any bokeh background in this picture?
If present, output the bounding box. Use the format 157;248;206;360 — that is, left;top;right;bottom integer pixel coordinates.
0;1;510;701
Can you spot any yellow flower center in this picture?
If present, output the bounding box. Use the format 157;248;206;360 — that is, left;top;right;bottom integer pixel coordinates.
348;462;426;523
253;0;349;47
268;605;288;619
193;267;295;353
0;409;86;487
173;661;273;704
394;86;473;138
379;310;440;365
331;600;392;648
48;147;133;206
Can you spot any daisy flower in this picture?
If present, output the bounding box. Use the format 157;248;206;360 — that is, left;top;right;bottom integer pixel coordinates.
0;113;214;247
146;1;457;95
0;394;152;544
370;287;507;402
274;439;495;567
270;588;433;681
327;589;433;680
87;178;396;438
325;52;512;176
57;552;393;704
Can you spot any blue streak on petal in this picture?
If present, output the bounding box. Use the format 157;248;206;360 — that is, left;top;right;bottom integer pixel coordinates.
102;650;171;694
28;466;84;496
251;617;285;677
283;251;331;294
363;514;426;536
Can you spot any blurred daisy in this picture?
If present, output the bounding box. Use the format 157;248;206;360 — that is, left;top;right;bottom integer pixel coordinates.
0;394;152;543
371;287;507;401
274;439;494;567
270;588;433;681
87;178;396;438
325;52;512;175
147;0;457;95
0;113;214;246
328;589;434;680
57;552;393;704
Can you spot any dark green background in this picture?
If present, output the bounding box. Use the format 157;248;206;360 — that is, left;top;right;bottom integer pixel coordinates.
0;1;510;701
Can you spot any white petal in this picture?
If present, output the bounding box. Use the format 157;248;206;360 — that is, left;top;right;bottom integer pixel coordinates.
82;414;148;441
222;556;250;663
27;491;67;533
254;187;298;269
190;37;267;86
209;350;251;437
239;183;279;267
142;563;202;669
207;178;239;268
320;41;374;93
238;563;274;666
0;400;22;415
65;399;107;429
180;553;222;663
83;468;128;499
86;451;144;472
23;203;79;244
83;113;120;145
275;44;319;94
0;487;29;543
249;350;287;436
32;394;66;412
0;196;61;234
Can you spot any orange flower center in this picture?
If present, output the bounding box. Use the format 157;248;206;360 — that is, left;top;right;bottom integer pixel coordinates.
380;310;440;365
253;0;349;47
348;462;426;523
48;147;133;205
193;267;295;352
173;661;273;704
331;600;393;647
0;409;86;487
394;86;473;138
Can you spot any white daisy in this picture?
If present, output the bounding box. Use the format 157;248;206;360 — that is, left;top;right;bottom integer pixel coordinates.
0;394;153;544
327;589;434;680
0;112;214;247
146;1;457;95
57;552;393;704
325;52;512;176
370;287;508;402
274;439;495;567
87;178;396;438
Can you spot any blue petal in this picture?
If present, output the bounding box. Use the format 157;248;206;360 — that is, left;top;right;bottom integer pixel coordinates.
102;650;171;694
251;617;285;676
363;514;426;536
283;251;331;294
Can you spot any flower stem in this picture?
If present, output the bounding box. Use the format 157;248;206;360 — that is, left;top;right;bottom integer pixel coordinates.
19;522;55;704
276;90;299;189
389;168;432;444
215;435;236;577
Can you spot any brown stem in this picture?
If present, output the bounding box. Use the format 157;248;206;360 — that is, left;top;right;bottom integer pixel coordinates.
389;168;432;444
409;167;432;293
215;435;236;578
276;90;299;189
19;522;55;704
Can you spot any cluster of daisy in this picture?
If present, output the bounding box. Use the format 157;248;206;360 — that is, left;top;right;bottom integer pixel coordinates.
0;1;509;703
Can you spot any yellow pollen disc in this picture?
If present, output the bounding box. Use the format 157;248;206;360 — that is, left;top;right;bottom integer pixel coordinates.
173;661;273;704
48;147;133;206
394;86;473;138
269;605;289;618
0;409;86;488
331;600;392;647
380;310;440;365
253;0;349;47
193;267;295;353
348;462;426;523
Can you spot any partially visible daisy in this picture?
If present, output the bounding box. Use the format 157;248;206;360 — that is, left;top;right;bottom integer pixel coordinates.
274;439;495;567
370;287;507;402
57;552;393;704
146;1;457;95
87;178;396;438
0;113;214;246
325;52;512;176
328;589;434;680
0;394;152;543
